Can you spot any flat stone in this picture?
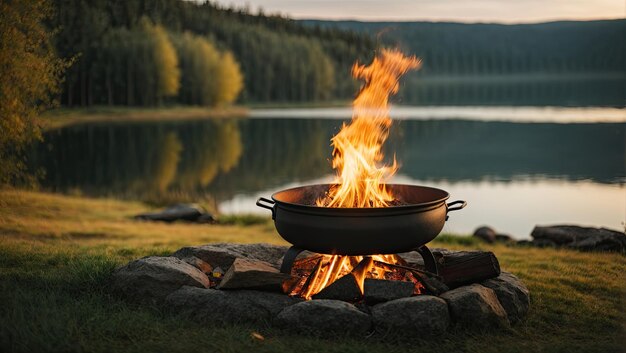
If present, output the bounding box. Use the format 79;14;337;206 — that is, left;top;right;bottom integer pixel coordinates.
371;295;449;336
217;258;294;291
111;256;210;303
134;204;214;223
165;286;301;324
363;279;414;305
481;272;530;324
172;243;289;269
440;283;509;329
275;299;372;336
474;226;497;243
180;256;212;275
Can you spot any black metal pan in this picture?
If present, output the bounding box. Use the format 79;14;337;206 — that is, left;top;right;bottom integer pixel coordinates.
256;184;466;255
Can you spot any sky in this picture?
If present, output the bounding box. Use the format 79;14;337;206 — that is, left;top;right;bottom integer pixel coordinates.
209;0;625;23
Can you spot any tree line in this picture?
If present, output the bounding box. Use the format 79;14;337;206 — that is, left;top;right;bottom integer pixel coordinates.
50;0;376;106
55;13;243;107
306;19;626;76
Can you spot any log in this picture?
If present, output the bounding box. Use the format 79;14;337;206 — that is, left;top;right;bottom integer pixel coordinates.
217;258;294;291
363;279;414;304
312;257;373;302
433;250;500;289
312;273;362;302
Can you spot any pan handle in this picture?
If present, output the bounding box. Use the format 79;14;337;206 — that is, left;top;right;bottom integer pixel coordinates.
447;200;467;212
256;197;276;219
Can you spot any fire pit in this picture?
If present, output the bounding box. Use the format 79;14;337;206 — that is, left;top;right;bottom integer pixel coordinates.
257;182;465;264
111;49;530;337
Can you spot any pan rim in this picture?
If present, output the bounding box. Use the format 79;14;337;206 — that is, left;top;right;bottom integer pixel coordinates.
271;183;450;211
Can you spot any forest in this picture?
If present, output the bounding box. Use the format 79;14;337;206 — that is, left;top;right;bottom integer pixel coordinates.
48;1;626;108
51;0;374;107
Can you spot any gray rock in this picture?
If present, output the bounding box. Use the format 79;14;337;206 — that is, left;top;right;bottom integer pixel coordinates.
172;243;289;269
363;279;414;305
111;256;210;303
440;283;509;329
570;233;626;253
165;286;301;324
275;300;372;336
532;225;626;253
481;272;530;324
134;204;214;223
473;226;497;243
371;295;449;336
495;233;513;242
531;238;557;248
397;247;450;267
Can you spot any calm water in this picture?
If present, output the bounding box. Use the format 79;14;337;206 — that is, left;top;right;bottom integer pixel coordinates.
30;106;625;239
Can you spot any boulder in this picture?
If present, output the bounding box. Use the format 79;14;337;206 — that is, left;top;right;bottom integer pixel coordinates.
481;272;530;323
569;233;626;253
531;238;557;248
473;226;497;243
172;243;289;269
166;286;301;324
275;300;372;336
111;256;210;303
531;225;626;252
371;295;449;336
440;283;509;329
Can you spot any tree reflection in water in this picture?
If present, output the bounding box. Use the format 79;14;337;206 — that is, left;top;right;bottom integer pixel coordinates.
29;117;625;211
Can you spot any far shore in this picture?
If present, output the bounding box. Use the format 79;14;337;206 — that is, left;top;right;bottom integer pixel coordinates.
40;106;250;130
38;102;355;130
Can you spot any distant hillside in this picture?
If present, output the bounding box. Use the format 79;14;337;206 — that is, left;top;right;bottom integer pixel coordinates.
302;20;626;76
302;19;626;106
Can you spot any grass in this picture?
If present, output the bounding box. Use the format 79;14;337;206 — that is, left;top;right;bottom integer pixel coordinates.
39;106;249;130
1;188;625;353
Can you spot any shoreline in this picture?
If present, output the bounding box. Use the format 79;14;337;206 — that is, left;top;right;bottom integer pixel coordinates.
39;106;249;130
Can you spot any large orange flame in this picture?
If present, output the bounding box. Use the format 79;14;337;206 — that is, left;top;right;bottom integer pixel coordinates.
286;50;423;300
317;49;421;208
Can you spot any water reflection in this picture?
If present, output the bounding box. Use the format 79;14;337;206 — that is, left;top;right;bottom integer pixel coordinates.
30;115;625;237
30;120;244;203
31;117;624;201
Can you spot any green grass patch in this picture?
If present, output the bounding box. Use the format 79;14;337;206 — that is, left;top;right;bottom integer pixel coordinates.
0;188;625;352
217;214;271;227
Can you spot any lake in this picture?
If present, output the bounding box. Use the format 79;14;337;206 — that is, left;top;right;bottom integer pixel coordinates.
31;106;625;240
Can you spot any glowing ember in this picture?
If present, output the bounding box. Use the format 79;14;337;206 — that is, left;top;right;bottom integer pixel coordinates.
317;49;421;208
285;254;425;300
